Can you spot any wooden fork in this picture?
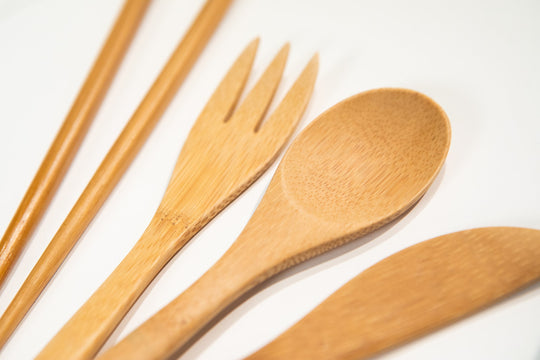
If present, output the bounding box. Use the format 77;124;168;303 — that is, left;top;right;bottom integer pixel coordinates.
36;39;318;360
0;0;233;348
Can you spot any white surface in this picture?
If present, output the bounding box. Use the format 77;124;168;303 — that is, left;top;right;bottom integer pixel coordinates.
0;0;539;359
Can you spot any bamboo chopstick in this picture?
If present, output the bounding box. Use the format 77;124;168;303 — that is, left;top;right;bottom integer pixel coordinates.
0;0;233;349
0;0;152;287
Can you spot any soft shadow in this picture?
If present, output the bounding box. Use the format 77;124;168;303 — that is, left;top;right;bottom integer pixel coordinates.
98;214;208;352
171;167;447;360
368;281;540;360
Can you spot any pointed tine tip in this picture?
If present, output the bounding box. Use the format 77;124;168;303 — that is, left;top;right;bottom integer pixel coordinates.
311;52;319;67
269;43;290;75
305;52;319;75
296;52;319;90
278;42;291;59
264;42;290;77
233;41;291;132
195;38;259;125
282;42;291;52
264;43;290;69
241;37;260;62
257;52;319;137
291;52;319;94
246;37;260;53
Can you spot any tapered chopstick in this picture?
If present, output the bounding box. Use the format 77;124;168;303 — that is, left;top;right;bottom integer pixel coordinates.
0;0;152;287
0;0;233;349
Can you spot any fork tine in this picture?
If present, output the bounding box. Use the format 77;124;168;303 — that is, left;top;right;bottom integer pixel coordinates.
259;53;319;144
196;38;259;125
229;43;290;131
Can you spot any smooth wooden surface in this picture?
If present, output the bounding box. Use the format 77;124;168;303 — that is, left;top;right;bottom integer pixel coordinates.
244;227;540;360
98;88;452;360
0;0;151;288
0;0;232;350
2;1;539;359
36;41;318;360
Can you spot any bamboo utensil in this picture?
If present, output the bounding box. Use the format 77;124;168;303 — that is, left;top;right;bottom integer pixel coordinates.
36;41;318;360
244;227;540;360
0;0;232;348
98;88;452;360
0;0;151;288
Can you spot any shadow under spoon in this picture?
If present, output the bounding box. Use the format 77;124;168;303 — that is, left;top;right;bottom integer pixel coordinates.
99;87;452;360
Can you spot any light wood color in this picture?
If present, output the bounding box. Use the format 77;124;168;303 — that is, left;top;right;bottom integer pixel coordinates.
245;227;540;360
0;0;151;288
36;42;319;360
0;0;232;349
98;88;452;360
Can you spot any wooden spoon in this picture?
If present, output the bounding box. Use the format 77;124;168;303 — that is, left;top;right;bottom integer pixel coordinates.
98;88;452;360
244;227;540;360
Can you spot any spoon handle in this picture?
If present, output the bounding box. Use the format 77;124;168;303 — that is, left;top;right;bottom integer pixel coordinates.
96;180;330;360
96;237;263;360
95;193;304;360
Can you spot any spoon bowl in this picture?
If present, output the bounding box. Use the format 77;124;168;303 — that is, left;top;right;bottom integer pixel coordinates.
97;88;451;360
282;88;450;229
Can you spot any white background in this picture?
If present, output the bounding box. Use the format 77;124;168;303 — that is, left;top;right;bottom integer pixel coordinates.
1;0;539;359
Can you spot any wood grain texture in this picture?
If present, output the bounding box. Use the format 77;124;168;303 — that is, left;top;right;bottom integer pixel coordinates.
0;0;151;288
36;42;318;360
0;0;232;350
245;227;540;360
98;88;452;360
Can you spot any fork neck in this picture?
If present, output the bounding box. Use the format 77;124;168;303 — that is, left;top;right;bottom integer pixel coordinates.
140;205;201;256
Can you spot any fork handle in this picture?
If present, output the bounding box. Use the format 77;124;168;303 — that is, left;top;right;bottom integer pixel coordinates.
0;0;232;351
96;238;262;360
36;217;189;360
96;181;314;360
